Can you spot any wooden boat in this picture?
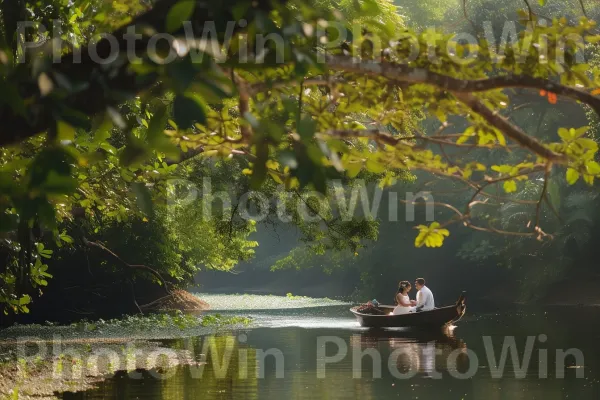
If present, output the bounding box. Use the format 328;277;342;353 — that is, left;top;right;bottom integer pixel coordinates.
350;293;466;328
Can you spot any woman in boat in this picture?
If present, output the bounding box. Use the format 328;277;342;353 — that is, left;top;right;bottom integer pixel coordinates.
392;281;417;315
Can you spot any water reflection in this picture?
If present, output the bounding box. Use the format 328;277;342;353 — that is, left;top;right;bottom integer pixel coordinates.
61;306;600;400
351;327;469;379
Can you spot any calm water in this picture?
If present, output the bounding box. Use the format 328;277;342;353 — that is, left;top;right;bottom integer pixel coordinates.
61;301;600;399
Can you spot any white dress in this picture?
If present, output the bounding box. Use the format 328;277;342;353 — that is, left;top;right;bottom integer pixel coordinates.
392;294;415;315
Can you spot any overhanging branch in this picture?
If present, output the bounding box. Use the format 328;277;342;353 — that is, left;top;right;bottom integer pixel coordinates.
83;237;172;295
325;55;588;162
453;93;565;162
325;56;600;115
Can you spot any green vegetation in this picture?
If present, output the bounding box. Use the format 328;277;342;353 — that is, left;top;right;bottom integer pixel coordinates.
1;0;600;321
200;314;253;327
72;312;203;331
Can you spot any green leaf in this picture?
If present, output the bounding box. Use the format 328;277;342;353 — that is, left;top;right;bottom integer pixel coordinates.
39;172;78;194
456;134;471;145
19;295;31;306
168;58;199;93
268;171;283;184
415;223;450;248
573;126;590;138
93;117;113;144
297;117;317;140
59;233;74;244
250;144;269;189
131;182;153;216
566;168;580;185
586;161;600;175
576;138;598;152
495;131;506;146
365;159;386;174
57;120;76;141
558;128;574;142
146;105;168;145
585;35;600;44
491;165;512;174
29;148;76;190
260;120;284;142
345;162;362;178
173;94;207;129
166;0;196;32
503;180;517;193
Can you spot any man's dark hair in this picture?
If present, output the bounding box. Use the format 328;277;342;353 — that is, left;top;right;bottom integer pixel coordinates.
416;278;426;286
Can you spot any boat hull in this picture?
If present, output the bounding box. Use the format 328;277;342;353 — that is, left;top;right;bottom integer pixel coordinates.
350;293;466;328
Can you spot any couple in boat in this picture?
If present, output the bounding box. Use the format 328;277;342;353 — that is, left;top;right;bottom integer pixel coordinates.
392;278;435;315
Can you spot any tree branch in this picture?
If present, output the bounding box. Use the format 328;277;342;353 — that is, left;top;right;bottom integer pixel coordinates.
578;0;588;17
325;56;600;117
533;163;552;238
82;237;172;295
325;55;598;161
523;0;534;21
248;78;336;95
462;0;478;31
453;92;565;162
165;146;205;166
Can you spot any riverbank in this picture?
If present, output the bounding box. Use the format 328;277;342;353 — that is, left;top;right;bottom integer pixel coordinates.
0;292;348;399
0;338;201;399
0;312;252;399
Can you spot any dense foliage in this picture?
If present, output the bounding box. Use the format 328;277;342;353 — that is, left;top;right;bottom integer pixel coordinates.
2;0;600;319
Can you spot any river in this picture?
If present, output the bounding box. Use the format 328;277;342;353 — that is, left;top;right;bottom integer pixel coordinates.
59;294;600;399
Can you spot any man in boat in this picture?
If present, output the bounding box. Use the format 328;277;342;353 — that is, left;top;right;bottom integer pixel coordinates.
414;278;435;312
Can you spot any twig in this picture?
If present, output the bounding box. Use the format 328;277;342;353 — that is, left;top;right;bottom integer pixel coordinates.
248;78;336;95
399;199;465;221
322;129;514;150
462;0;478;31
523;0;534;21
293;189;345;241
578;0;588;17
130;280;143;315
228;202;240;241
534;163;552;235
82;238;172;295
543;193;562;222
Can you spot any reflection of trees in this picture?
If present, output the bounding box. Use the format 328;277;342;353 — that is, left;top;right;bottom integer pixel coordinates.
93;335;261;400
172;335;259;400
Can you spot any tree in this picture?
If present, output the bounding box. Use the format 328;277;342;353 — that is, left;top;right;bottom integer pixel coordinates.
2;0;600;317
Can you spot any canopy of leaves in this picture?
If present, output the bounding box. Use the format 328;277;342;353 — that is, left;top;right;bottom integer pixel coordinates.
2;0;600;317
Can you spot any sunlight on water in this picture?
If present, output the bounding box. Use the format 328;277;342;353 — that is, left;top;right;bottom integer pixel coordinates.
194;293;361;329
58;306;600;400
249;314;362;329
194;292;350;311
